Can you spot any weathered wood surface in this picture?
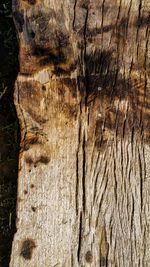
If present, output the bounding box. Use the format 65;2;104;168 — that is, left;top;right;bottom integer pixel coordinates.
10;0;150;266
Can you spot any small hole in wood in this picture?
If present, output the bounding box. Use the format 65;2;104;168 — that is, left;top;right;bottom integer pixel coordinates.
31;206;36;212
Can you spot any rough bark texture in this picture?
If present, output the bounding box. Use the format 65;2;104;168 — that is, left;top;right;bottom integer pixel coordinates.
10;0;150;266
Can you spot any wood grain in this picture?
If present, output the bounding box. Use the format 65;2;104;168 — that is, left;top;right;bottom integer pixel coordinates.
10;0;150;266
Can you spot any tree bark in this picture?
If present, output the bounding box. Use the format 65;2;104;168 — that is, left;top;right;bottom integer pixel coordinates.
10;0;150;266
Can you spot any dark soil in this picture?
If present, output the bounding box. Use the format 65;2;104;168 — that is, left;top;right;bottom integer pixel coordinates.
0;1;20;266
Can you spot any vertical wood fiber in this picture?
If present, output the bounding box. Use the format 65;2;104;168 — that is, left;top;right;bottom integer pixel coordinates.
10;0;150;266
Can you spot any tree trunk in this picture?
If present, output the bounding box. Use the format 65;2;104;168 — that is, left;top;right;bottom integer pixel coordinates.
10;0;150;266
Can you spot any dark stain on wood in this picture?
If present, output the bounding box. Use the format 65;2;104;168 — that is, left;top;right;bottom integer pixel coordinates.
24;190;28;194
42;85;46;91
77;44;150;148
32;36;68;66
38;156;50;164
23;145;30;151
100;257;108;266
14;4;150;151
27;0;36;5
22;0;36;4
18;197;23;202
85;251;93;263
30;184;34;188
25;157;33;165
13;10;24;32
135;13;150;27
53;67;71;76
31;206;36;212
53;61;77;77
39;51;66;67
20;73;33;77
62;78;77;98
20;239;36;260
25;137;40;145
26;156;50;166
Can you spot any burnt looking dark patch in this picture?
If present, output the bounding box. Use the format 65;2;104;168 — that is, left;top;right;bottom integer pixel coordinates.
53;67;71;76
25;157;33;165
85;251;93;263
26;156;50;166
38;156;50;164
62;78;77;98
20;73;32;77
23;145;30;151
39;51;66;67
22;0;36;4
32;31;69;66
13;10;24;32
84;49;131;103
20;239;36;260
26;0;36;4
80;16;129;39
25;137;40;145
135;13;150;27
78;46;150;149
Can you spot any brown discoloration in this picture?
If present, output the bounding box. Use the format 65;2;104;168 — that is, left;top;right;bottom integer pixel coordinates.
18;197;23;202
19;32;74;74
82;44;150;149
42;85;46;91
25;157;33;165
21;136;41;153
97;226;109;266
25;137;40;146
25;156;50;166
20;239;36;260
12;1;150;266
100;257;108;266
18;80;49;124
38;156;50;164
30;184;34;188
135;13;150;27
24;190;28;194
62;78;77;98
85;251;93;263
31;206;36;212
